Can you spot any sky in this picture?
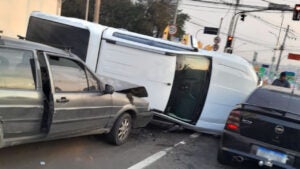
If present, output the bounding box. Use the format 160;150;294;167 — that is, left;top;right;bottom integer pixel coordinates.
179;0;300;70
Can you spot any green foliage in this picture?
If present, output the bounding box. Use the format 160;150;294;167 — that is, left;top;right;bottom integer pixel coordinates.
61;0;87;19
61;0;190;38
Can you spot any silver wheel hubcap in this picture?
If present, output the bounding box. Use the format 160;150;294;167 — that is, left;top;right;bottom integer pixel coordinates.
118;118;130;141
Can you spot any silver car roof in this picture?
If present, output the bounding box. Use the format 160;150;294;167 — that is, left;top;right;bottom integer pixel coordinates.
0;36;71;56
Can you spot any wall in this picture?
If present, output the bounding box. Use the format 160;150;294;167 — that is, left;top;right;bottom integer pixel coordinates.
0;0;61;38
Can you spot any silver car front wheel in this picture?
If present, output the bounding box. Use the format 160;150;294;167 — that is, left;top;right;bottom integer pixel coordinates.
107;113;132;145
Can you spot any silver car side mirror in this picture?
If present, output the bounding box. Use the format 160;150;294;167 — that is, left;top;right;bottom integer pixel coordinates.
104;84;114;94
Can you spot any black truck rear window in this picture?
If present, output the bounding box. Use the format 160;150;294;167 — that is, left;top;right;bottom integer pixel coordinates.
246;88;300;115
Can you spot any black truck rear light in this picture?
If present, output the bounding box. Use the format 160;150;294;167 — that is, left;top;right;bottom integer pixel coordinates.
225;110;241;132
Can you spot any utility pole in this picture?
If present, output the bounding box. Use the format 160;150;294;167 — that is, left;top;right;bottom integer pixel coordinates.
252;51;258;65
217;17;223;37
85;0;90;21
173;0;180;25
93;0;101;23
275;25;290;72
269;12;284;77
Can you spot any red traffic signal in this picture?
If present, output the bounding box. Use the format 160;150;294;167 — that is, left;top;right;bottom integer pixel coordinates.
226;36;234;49
293;4;300;21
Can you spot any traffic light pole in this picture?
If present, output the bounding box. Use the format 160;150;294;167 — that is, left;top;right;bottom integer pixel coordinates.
275;25;290;72
224;7;292;54
224;9;272;53
224;0;239;53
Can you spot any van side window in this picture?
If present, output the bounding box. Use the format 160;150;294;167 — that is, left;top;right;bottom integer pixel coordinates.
48;56;88;92
0;47;36;90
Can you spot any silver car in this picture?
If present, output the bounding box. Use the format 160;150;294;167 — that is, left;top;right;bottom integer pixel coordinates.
0;37;152;148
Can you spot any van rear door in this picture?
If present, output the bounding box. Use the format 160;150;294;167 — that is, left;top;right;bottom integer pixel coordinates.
96;38;176;111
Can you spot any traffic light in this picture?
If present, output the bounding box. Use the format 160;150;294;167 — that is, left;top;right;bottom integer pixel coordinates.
240;13;247;21
226;36;234;48
293;4;300;21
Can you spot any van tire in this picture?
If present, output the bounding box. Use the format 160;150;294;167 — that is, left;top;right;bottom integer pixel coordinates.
217;149;232;165
107;113;132;145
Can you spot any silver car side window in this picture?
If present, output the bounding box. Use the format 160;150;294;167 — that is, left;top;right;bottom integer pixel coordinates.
48;56;88;92
85;69;101;92
0;47;35;90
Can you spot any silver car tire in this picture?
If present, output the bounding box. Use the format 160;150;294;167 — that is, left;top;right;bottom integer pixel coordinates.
107;113;132;145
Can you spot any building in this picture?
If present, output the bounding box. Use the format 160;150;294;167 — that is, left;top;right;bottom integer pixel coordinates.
0;0;62;38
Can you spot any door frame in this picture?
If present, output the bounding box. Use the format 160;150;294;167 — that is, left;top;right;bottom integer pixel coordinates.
165;54;213;124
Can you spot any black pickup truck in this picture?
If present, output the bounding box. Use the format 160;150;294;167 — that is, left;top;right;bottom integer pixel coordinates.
219;86;300;169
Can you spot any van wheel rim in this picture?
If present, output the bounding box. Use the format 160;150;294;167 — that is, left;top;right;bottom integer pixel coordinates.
118;118;130;141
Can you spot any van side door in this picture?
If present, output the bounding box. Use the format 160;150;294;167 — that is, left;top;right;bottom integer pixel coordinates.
0;47;44;139
45;54;112;137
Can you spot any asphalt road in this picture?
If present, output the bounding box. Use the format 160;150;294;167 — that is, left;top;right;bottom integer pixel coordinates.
0;124;251;169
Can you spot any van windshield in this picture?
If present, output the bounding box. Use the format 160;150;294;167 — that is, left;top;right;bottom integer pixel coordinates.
26;17;90;61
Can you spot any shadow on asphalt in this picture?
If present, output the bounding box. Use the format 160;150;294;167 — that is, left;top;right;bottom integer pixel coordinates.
0;121;262;169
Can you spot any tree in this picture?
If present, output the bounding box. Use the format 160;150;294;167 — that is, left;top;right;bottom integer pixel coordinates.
61;0;190;39
61;0;88;19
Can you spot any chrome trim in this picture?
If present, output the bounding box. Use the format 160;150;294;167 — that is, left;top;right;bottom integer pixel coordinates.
3;118;41;122
53;115;111;124
55;106;121;111
0;105;43;108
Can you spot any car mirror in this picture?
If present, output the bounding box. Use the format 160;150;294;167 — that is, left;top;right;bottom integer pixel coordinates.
104;84;114;94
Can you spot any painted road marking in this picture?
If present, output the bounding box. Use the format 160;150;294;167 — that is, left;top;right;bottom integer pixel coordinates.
190;133;200;139
128;133;199;169
127;141;186;169
127;149;168;169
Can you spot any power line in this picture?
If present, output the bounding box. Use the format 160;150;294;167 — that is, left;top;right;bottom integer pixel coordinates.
182;3;235;10
191;0;273;10
188;20;275;47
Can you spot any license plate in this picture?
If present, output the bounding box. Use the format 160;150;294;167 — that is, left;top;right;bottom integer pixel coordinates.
256;147;288;164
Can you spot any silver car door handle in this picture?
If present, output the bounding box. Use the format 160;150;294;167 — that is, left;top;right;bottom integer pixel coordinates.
56;97;70;103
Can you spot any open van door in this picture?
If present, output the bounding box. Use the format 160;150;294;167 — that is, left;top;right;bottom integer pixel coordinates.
164;54;211;124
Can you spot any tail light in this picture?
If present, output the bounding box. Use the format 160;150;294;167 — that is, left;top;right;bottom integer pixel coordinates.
225;110;241;132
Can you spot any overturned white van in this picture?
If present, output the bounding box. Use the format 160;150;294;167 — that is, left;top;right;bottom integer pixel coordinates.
26;12;258;134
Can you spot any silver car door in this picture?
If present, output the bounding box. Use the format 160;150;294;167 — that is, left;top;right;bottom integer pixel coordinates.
0;47;44;139
45;54;112;136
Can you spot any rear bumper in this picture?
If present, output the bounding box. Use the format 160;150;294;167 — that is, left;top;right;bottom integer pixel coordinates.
220;130;299;169
133;111;153;128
